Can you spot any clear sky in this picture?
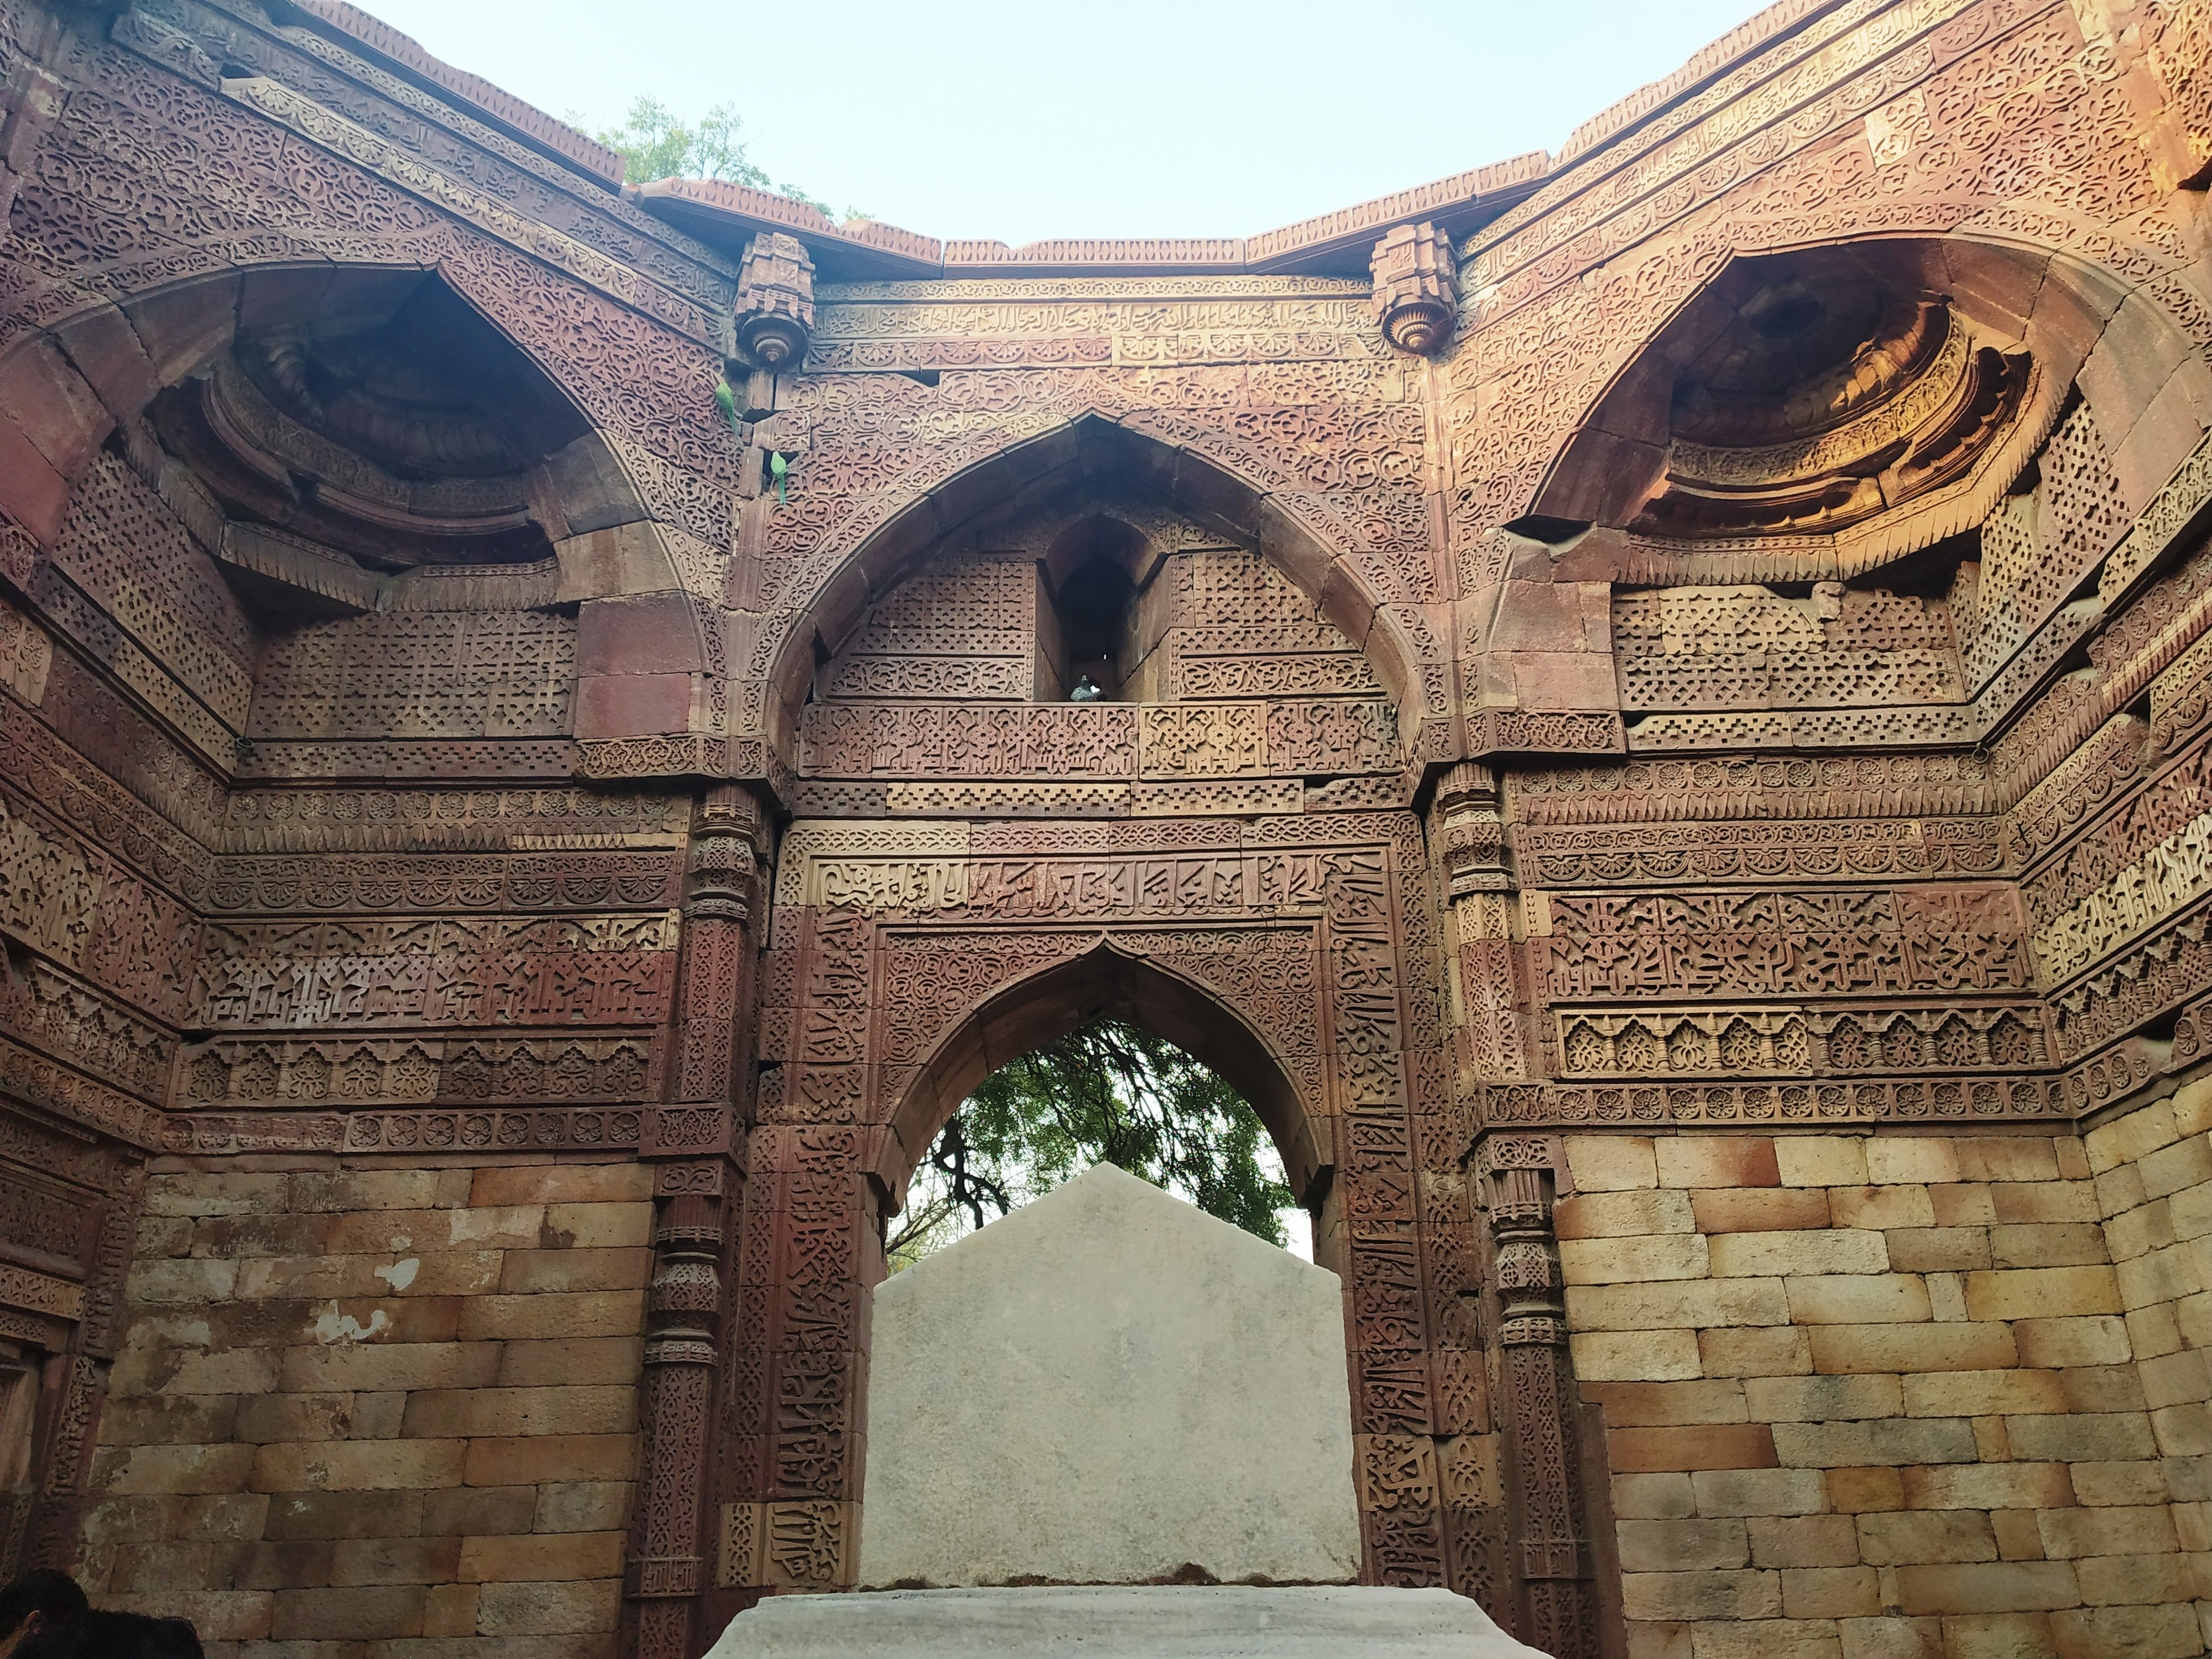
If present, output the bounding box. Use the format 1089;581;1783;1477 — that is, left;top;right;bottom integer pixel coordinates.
357;0;1772;247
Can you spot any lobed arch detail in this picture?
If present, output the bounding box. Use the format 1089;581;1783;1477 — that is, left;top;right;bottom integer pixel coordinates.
0;256;699;606
1519;231;2206;587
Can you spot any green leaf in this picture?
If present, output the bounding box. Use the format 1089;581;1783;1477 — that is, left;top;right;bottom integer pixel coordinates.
588;96;773;189
889;1018;1296;1269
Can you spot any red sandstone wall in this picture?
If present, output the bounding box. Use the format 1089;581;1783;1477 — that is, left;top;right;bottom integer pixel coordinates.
0;1;2200;1657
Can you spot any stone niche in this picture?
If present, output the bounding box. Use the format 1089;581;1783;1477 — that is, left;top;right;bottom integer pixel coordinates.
857;1161;1360;1589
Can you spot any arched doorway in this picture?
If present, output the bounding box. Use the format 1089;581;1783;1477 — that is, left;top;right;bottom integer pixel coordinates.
883;943;1331;1238
886;997;1307;1269
855;958;1350;1589
716;804;1510;1617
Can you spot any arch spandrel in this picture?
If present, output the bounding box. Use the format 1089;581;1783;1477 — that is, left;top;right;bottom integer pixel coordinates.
0;23;737;614
757;414;1441;711
1516;236;2140;585
0;258;711;603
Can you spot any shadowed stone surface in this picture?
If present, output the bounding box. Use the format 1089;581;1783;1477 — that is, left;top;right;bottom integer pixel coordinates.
857;1163;1359;1589
705;1585;1550;1657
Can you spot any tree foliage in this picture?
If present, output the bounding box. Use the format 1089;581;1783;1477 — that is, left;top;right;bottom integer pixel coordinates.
584;97;863;221
885;1019;1296;1268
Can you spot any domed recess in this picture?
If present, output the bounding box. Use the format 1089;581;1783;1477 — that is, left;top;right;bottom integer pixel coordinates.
150;269;598;571
1536;243;2039;556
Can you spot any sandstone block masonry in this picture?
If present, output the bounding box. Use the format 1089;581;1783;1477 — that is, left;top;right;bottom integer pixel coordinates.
1561;1109;2212;1659
80;1158;651;1655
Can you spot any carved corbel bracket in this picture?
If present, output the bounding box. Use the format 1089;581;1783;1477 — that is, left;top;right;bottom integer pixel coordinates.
733;231;816;370
1370;222;1459;356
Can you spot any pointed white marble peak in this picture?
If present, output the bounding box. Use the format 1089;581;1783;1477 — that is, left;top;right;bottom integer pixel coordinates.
857;1161;1360;1589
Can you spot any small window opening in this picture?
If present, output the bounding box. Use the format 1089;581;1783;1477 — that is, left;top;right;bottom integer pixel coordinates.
1051;558;1136;702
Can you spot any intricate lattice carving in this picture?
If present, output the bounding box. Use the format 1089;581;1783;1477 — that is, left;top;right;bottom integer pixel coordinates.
251;611;575;740
1615;583;1961;713
1536;885;2032;1001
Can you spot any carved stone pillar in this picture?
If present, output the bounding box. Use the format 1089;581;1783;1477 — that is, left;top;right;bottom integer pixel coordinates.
629;1166;728;1659
1434;763;1529;1090
1431;767;1615;1654
625;786;770;1659
1477;1135;1603;1659
672;786;770;1112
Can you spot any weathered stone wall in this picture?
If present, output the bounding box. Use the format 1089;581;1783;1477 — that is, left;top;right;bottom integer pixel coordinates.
1562;1126;2206;1659
0;0;2204;1653
83;1157;650;1655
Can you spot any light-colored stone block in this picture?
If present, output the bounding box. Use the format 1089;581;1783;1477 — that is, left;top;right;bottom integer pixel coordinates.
1700;1327;1813;1378
1553;1189;1695;1239
1656;1137;1780;1189
1786;1274;1932;1324
1865;1140;1963;1186
1712;1230;1888;1278
1691;1467;1829;1517
1564;1135;1657;1192
1962;1266;2121;1322
1745;1374;1903;1423
1828;1186;1936;1230
1559;1234;1709;1284
857;1165;1358;1589
704;1585;1546;1657
1774;1137;1869;1189
1805;1327;2017;1380
1567;1278;1788;1332
1570;1329;1703;1381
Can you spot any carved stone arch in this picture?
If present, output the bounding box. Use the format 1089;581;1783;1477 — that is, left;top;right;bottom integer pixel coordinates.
883;937;1331;1209
1514;228;2205;585
762;411;1438;762
0;257;689;604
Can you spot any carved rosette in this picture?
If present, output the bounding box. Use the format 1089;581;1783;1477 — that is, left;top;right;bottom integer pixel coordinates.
734;231;817;369
1370;222;1460;356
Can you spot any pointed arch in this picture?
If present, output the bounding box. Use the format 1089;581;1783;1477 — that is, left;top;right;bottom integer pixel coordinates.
883;936;1331;1211
1517;230;2208;584
0;258;688;602
760;411;1440;764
